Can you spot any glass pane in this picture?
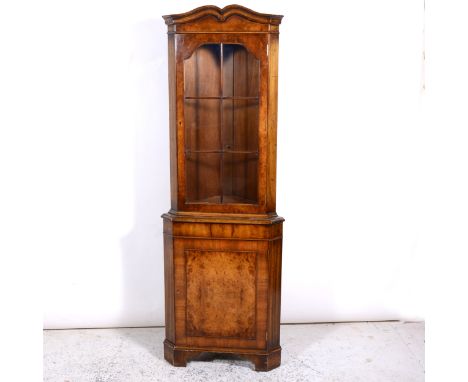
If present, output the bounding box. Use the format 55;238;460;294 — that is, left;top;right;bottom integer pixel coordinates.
223;152;258;204
185;153;221;203
185;99;221;151
183;43;260;205
222;44;259;98
222;99;259;152
184;44;221;97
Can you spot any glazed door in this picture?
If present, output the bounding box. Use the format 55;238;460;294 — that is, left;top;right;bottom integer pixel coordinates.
175;34;268;213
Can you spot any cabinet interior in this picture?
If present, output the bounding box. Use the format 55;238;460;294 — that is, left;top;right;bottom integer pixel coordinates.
184;43;260;204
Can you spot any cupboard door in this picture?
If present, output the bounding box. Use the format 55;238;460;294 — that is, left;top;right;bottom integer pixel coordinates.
173;238;269;350
185;249;257;339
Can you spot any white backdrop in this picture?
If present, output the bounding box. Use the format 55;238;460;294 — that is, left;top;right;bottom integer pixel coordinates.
41;0;427;329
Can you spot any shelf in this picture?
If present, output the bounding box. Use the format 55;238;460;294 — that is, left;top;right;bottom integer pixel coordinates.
185;149;258;155
187;194;258;205
184;96;259;100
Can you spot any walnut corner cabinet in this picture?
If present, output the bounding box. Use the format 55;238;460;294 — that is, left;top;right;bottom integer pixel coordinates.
161;5;284;372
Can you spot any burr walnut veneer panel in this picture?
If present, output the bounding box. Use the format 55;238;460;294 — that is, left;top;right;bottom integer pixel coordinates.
185;249;257;339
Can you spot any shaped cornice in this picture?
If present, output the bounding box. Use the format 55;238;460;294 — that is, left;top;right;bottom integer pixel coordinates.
163;4;283;26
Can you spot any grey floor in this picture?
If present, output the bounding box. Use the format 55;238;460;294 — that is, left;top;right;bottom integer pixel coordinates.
43;321;424;382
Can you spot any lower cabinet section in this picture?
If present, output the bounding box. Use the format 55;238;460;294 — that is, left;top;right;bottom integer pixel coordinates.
163;217;283;371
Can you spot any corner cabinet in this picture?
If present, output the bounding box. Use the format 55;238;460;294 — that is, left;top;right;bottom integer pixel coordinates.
161;5;284;372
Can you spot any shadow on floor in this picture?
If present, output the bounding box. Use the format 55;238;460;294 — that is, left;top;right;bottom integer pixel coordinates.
190;353;254;370
120;327;165;360
120;323;341;372
279;322;339;365
121;327;256;370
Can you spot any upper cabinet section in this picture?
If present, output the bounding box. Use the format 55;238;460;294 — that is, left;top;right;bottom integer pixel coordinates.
163;5;283;34
164;5;283;214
